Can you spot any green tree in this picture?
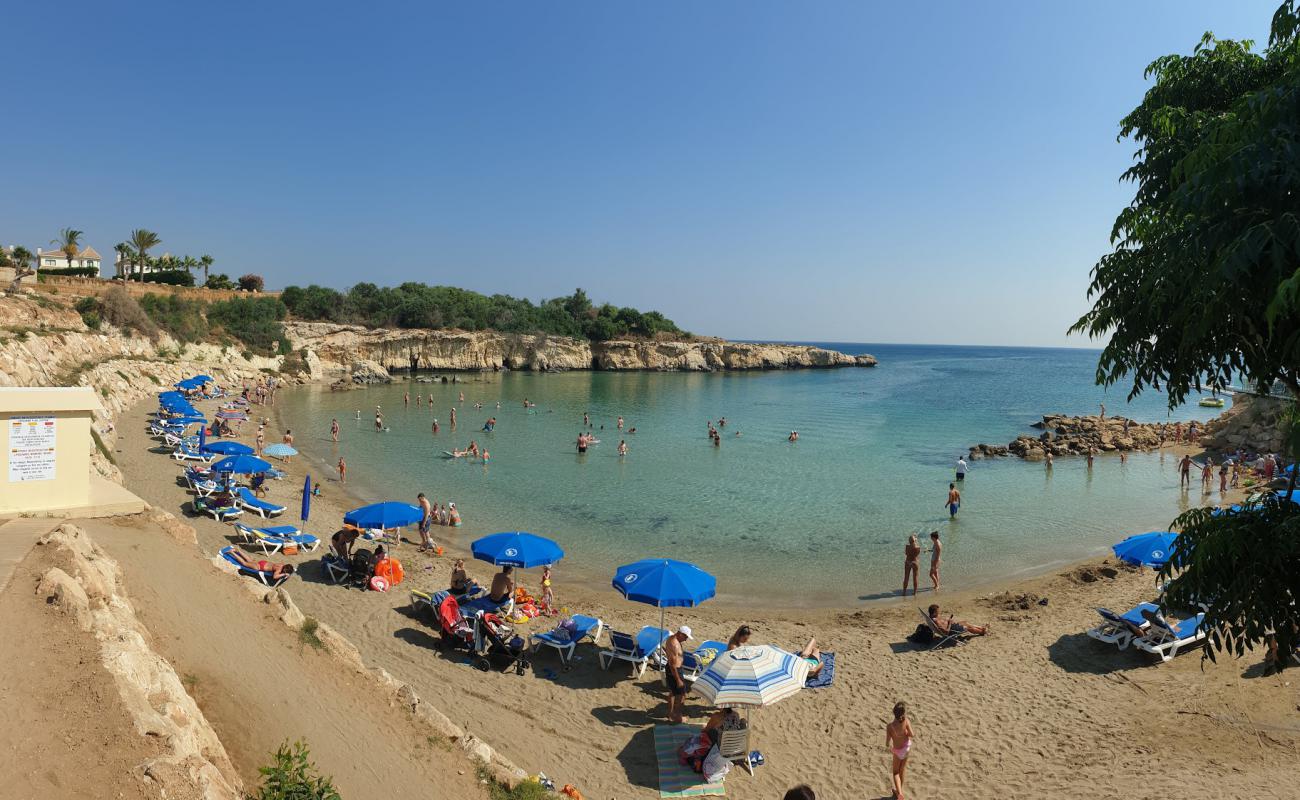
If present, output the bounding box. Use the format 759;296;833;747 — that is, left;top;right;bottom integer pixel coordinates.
51;227;83;271
129;229;161;282
1078;1;1300;668
199;253;214;284
113;243;135;280
206;273;236;290
4;245;35;294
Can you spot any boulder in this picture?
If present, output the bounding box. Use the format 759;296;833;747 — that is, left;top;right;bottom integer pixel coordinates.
350;359;391;384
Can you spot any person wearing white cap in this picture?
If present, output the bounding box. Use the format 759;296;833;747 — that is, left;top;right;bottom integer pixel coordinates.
664;625;693;723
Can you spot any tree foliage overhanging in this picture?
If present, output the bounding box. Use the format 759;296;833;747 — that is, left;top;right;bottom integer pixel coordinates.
1079;2;1300;669
1071;1;1300;405
279;283;687;342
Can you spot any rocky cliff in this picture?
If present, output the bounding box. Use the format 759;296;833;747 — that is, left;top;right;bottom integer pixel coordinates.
283;321;876;380
1201;394;1291;454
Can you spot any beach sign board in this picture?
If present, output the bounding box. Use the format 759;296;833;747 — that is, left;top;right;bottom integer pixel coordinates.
8;416;56;482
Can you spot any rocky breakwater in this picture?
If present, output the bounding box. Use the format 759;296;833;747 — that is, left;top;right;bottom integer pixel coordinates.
1200;394;1290;454
970;414;1169;461
284;321;877;379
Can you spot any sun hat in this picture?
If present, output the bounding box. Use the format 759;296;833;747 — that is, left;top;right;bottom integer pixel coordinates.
678;625;693;639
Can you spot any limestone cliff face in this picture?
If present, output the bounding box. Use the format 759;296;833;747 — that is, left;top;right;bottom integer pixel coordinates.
283;321;876;376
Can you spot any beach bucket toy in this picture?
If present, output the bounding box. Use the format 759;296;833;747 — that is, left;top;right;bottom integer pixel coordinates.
435;545;444;556
283;545;299;556
370;576;390;592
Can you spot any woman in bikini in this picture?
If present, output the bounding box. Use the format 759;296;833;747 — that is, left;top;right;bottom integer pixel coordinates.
227;549;296;582
886;701;913;799
903;534;921;597
726;625;752;650
450;559;471;596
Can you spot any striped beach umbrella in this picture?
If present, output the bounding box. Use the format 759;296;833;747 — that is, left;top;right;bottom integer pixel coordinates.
693;644;810;709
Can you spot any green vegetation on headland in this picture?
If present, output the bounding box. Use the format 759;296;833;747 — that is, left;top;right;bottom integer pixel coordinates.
76;286;290;356
281;283;687;342
1077;1;1300;668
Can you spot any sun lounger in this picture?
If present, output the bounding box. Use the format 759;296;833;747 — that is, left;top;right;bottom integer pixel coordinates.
324;553;352;584
717;726;755;776
235;523;319;555
1086;603;1160;650
1133;613;1207;662
219;546;291;587
918;607;973;649
599;625;669;676
172;445;214;463
233;486;286;518
530;614;605;668
192;497;242;522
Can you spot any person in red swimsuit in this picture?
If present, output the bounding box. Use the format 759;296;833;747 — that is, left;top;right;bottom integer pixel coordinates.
227;549;296;581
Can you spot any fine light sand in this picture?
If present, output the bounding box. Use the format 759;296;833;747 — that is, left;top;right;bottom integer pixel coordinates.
115;395;1300;799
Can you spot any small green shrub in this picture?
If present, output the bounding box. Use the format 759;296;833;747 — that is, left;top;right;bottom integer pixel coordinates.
141;269;195;287
98;287;160;341
139;293;209;343
90;428;115;465
299;617;323;650
38;266;98;277
248;741;340;800
146;373;161;385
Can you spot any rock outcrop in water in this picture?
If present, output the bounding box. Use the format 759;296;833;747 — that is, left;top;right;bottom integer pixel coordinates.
970;414;1179;461
282;321;876;379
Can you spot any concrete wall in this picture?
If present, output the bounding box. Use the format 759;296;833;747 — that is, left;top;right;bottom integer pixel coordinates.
33;274;281;303
0;409;92;514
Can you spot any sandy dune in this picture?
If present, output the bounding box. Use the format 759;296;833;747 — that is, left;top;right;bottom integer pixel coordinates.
114;396;1300;799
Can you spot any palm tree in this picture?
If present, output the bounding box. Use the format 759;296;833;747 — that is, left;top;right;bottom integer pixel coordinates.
6;246;35;294
52;227;83;271
199;254;213;285
128;229;160;281
113;243;135;280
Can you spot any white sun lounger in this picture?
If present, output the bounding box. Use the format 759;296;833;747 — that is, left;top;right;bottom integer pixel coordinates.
529;615;604;669
1133;613;1207;662
1086;603;1160;650
599;626;668;676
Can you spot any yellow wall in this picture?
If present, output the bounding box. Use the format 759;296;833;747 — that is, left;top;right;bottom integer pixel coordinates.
0;388;98;514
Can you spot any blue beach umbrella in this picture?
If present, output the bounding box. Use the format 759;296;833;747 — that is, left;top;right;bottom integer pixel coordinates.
471;532;564;569
343;501;424;529
174;378;201;389
211;454;272;475
201;440;254;456
612;558;717;642
198;423;206;451
166;415;207;426
191;374;213;382
301;474;312;524
1111;531;1179;568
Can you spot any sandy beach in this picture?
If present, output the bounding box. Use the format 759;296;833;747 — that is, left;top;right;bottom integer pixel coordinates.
106;391;1300;800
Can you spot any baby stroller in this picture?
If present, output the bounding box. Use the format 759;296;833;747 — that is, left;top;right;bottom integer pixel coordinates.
346;547;376;590
436;593;475;653
472;611;530;675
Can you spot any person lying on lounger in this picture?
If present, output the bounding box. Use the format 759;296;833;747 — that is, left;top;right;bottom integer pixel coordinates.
927;604;989;636
227;549;296;581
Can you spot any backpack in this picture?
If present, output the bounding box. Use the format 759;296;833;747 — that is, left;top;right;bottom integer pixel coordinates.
907;623;934;645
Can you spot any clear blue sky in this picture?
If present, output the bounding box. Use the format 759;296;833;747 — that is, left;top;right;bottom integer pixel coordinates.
4;1;1279;346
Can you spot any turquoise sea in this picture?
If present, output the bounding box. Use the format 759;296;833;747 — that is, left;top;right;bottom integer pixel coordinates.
278;344;1228;606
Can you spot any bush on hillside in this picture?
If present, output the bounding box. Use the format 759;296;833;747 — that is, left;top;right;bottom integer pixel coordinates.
98;287;160;341
139;294;210;343
247;741;340;800
74;296;101;330
279;282;687;341
206;273;236;290
238;273;265;292
208;296;288;356
142;269;196;287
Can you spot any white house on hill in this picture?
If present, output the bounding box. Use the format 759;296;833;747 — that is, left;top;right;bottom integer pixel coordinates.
36;245;102;275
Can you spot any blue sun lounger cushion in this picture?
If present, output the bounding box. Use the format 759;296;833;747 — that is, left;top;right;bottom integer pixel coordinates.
530;614;605;668
219;545;290;587
234;487;286;518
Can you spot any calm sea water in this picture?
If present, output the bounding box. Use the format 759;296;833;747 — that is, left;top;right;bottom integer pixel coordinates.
278;344;1227;605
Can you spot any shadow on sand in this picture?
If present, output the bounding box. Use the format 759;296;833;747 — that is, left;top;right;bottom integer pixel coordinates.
1047;632;1146;674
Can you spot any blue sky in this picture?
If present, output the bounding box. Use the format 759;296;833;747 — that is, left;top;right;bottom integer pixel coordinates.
4;1;1279;346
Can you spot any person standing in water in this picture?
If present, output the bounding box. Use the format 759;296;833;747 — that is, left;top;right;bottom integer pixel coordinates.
1086;448;1095;469
1045;450;1053;471
955;455;969;482
404;391;409;407
1179;454;1193;488
330;418;339;443
374;407;383;432
449;407;457;428
617;416;624;430
618;439;628;457
928;531;942;592
432;419;440;434
417;492;434;552
945;484;961;518
902;534;921;597
337;456;346;484
886;702;914;800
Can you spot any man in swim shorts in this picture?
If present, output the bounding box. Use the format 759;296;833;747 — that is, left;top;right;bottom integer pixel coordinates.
417;492;434;551
928;531;942;592
489;566;515;608
663;625;692;724
945;483;961;518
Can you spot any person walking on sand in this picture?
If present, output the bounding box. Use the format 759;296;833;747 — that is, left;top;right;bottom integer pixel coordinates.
330;418;339;443
282;430;294;463
663;626;692;724
886;702;914;800
945;484;961;518
417;492;434;551
337;457;346;484
255;427;265;455
955;455;969;482
1219;461;1229;494
903;534;921;597
928;531;942;592
1179;454;1193;488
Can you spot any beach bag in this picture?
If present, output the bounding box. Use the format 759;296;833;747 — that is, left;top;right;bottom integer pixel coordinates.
677;732;711;771
702;746;731;783
907;624;933;645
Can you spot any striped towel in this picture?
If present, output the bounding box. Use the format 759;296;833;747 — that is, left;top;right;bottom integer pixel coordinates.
653;724;725;797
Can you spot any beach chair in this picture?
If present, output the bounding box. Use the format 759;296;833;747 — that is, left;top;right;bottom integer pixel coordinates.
235;523;319;555
323;553;352;584
219;546;291;587
172;445;214;463
529;614;605;669
918;608;973;649
717;726;755;776
679;649;706;683
192;496;242;522
1133;613;1207;662
599;626;668;676
1086;603;1160;650
233;486;286;518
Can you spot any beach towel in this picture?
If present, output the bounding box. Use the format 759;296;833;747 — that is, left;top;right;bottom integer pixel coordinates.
804;651;835;689
654;724;725;797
